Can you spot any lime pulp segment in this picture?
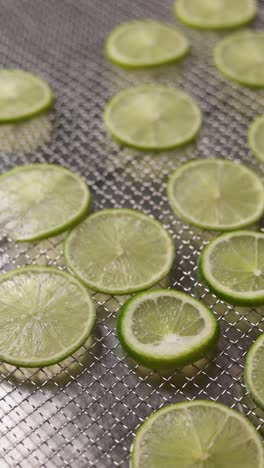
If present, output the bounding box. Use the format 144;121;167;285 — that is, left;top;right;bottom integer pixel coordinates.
199;231;264;306
245;333;264;409
167;159;264;231
104;86;202;151
64;209;175;295
117;289;219;369
248;116;264;163
0;164;91;241
174;0;257;30
0;70;54;122
214;31;264;87
0;267;95;367
131;400;264;468
105;21;189;68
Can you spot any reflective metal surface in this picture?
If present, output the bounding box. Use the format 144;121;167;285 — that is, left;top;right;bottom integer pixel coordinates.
0;1;264;466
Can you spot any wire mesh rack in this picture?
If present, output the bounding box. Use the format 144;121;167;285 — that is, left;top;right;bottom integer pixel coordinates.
0;0;264;466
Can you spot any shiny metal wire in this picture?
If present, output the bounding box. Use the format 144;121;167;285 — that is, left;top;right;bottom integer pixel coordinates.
0;1;264;466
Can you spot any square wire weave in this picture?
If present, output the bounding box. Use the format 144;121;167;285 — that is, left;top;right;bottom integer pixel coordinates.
0;1;264;466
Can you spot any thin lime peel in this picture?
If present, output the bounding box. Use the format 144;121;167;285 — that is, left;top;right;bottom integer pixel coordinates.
64;209;175;295
199;231;264;306
167;159;264;231
117;289;219;369
104;86;202;151
106;21;189;69
131;400;264;468
0;70;54;123
0;267;95;368
0;164;91;242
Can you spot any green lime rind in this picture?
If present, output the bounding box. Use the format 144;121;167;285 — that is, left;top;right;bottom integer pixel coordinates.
214;31;264;88
64;209;175;295
167;159;264;231
245;334;264;409
248;116;264;163
199;231;264;306
174;0;257;31
105;20;190;69
131;400;264;468
117;289;219;370
0;266;96;368
0;163;91;242
104;86;202;152
0;70;54;123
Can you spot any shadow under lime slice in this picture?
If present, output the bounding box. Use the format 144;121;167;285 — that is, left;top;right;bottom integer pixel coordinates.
248;116;264;163
174;0;257;30
104;86;202;151
167;159;264;231
214;31;264;87
117;289;219;369
0;267;95;367
64;209;175;295
245;333;264;409
0;164;91;241
105;20;189;68
131;400;263;468
0;70;54;123
199;231;264;306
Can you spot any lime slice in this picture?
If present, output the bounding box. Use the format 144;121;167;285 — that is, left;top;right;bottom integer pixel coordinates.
245;334;264;409
0;164;90;241
167;159;264;231
131;400;264;468
0;267;95;367
105;21;190;69
104;86;202;151
248;116;264;163
199;231;264;306
117;289;219;369
174;0;257;30
214;31;264;88
64;209;175;295
0;70;54;123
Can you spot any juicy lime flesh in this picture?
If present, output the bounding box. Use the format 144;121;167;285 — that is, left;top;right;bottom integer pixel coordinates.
249;116;264;162
246;335;264;407
0;164;90;241
64;210;175;294
132;401;263;468
0;268;95;367
104;86;202;150
175;0;257;29
168;160;264;230
215;32;264;87
0;70;53;122
207;234;264;293
121;292;216;360
106;21;189;67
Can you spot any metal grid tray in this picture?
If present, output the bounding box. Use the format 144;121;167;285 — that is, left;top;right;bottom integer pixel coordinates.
0;1;264;466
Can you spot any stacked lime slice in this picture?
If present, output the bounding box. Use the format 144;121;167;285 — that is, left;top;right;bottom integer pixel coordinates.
174;0;257;30
0;267;95;367
245;334;264;409
64;209;175;295
104;86;202;151
0;70;54;122
248;116;264;163
167;159;264;231
0;164;90;241
117;289;219;369
214;31;264;87
131;400;264;468
199;231;264;306
105;21;189;68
